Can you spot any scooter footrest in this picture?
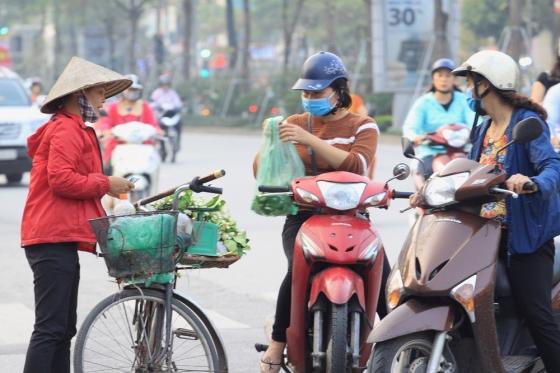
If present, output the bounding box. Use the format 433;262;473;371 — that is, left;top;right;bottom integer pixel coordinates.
502;355;539;373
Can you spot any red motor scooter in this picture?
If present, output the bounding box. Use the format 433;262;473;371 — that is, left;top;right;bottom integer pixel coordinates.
412;123;470;191
255;166;412;372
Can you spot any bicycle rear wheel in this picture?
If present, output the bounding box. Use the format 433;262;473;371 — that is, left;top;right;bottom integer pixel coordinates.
74;288;222;372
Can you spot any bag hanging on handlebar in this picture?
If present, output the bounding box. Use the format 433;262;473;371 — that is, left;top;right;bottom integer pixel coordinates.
251;116;304;216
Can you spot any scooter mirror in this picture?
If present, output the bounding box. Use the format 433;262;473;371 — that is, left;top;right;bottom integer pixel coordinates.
512;117;543;144
392;163;410;180
401;137;415;159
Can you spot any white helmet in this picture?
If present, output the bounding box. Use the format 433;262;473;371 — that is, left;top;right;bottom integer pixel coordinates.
453;50;518;91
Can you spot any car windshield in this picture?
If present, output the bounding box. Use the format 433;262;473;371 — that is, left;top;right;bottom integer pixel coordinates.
0;79;31;107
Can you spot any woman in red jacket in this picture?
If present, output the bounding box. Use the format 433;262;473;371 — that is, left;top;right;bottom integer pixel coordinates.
20;57;135;373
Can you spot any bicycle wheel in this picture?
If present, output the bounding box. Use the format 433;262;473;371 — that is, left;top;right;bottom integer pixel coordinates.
74;288;222;373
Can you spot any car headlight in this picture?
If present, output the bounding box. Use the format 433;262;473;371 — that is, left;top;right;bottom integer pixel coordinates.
423;172;469;207
450;274;477;322
358;237;381;261
386;268;404;312
299;233;324;259
317;181;366;210
296;187;320;204
364;192;387;206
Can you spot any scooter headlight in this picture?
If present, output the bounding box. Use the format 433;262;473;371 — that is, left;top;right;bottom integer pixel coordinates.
299;233;324;259
296;188;320;204
450;274;477;322
386;268;404;312
358;237;381;262
423;172;469;207
317;181;366;210
364;192;387;207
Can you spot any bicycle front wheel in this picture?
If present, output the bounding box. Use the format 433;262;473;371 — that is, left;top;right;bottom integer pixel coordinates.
74;288;221;373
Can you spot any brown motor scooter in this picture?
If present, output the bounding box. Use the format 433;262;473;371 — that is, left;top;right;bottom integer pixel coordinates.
367;117;560;373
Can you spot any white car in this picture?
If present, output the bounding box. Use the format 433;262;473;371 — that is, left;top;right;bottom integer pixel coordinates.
0;67;49;184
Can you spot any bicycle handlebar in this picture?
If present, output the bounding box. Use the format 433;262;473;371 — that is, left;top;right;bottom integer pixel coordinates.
258;185;291;193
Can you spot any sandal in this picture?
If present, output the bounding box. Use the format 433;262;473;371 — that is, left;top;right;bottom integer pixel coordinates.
260;358;282;373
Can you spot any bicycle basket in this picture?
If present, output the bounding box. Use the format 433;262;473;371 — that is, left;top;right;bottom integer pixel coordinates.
90;211;178;279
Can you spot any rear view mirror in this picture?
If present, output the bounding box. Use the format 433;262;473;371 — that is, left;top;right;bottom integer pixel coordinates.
401;137;415;159
512;117;543;144
392;163;410;180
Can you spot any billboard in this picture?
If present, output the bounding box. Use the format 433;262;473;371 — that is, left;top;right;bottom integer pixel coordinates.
372;0;460;93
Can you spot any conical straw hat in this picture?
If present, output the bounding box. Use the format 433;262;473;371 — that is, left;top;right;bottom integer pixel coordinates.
41;56;132;114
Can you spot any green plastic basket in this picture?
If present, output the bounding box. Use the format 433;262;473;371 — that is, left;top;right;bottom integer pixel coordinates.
90;211;178;279
188;220;219;256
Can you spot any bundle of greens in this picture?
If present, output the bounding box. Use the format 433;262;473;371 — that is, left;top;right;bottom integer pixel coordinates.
151;190;250;256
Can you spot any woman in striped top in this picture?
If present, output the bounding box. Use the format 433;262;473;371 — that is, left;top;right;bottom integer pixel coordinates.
258;51;390;372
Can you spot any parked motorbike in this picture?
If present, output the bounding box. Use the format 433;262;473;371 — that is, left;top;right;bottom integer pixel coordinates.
156;102;182;163
367;117;555;373
109;121;162;202
255;167;412;372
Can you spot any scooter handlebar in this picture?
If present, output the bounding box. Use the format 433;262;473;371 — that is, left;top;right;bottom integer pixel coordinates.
393;191;414;199
522;181;538;192
258;185;291;193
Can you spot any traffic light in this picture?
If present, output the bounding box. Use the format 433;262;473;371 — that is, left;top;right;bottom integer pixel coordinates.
248;104;258;114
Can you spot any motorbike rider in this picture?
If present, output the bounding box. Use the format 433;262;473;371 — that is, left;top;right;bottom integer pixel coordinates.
255;51;390;372
98;74;160;168
542;81;560;149
151;74;184;150
412;50;560;372
402;58;475;181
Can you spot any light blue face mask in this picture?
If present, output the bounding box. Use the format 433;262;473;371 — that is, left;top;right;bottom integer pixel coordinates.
301;92;336;117
465;87;486;116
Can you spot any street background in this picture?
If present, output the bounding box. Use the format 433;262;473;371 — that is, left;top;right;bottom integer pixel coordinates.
0;130;412;372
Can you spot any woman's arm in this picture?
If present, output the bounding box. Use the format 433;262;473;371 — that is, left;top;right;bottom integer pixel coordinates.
402;98;426;144
528;119;560;198
530;81;546;104
279;121;377;175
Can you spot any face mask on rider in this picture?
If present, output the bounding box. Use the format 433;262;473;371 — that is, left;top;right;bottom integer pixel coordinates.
465;87;487;116
301;92;337;117
123;90;141;102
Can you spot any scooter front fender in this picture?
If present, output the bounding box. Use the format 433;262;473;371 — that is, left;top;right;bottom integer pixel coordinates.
308;267;365;309
367;299;455;343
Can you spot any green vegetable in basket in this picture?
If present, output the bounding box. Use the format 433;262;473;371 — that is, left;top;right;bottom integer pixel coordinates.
152;191;250;256
251;116;304;216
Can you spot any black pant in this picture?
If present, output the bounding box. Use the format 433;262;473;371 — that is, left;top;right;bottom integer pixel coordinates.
24;243;80;373
271;212;391;342
505;238;560;372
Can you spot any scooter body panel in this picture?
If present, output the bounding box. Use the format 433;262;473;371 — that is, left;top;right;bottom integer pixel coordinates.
287;214;383;372
368;299;455;343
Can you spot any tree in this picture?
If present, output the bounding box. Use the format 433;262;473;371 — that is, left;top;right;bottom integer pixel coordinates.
115;0;153;73
241;0;251;86
225;0;238;70
181;0;194;80
433;0;450;60
282;0;305;71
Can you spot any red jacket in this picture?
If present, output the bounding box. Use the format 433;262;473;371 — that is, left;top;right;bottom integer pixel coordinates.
21;111;110;252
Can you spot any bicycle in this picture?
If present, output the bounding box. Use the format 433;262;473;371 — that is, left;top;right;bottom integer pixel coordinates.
73;171;229;373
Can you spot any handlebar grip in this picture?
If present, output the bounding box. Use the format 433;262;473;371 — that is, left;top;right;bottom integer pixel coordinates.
199;169;226;184
393;191;414;199
254;343;269;352
258;185;290;193
199;186;223;194
522;181;538;192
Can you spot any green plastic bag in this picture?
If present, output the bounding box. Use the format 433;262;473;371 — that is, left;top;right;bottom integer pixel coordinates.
251;116;305;216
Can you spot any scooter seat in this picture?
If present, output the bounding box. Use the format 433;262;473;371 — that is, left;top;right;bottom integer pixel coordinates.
496;240;560;298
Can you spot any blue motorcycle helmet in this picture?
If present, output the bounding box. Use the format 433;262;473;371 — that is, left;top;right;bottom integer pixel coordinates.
431;58;455;75
292;51;349;91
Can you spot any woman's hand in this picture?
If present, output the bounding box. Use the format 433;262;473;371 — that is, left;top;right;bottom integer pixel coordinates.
108;176;135;197
409;193;422;208
506;173;536;194
279;121;314;146
413;135;427;146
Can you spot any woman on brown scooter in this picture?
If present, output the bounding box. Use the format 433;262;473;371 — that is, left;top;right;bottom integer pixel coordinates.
404;50;560;372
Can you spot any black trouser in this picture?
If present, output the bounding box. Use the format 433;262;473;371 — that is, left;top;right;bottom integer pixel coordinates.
504;236;560;372
24;243;80;373
271;212;391;342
